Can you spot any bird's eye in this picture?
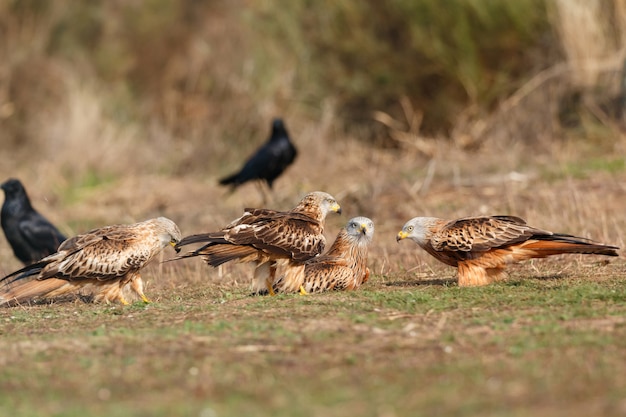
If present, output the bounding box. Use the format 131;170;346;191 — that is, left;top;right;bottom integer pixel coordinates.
407;226;414;232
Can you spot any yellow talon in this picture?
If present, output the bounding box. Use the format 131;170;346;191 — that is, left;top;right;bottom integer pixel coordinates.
141;294;152;303
266;278;276;296
299;286;308;295
119;296;130;305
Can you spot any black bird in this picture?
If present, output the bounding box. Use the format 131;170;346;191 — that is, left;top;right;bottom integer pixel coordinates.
1;178;67;265
219;118;298;191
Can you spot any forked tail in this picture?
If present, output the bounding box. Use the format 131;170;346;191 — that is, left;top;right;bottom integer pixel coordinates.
173;233;228;253
523;234;619;257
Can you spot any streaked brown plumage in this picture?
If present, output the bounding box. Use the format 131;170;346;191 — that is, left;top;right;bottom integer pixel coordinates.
397;215;619;286
272;216;374;294
173;191;342;293
0;217;181;305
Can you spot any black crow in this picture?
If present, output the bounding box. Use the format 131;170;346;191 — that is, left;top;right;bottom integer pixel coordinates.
1;178;67;265
219;118;298;191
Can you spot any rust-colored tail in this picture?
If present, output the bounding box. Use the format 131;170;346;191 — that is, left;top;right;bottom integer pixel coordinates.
0;278;77;305
520;234;619;258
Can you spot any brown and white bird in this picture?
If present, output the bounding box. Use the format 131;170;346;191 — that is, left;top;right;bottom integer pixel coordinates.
0;217;181;305
272;216;374;294
397;215;619;287
173;191;342;294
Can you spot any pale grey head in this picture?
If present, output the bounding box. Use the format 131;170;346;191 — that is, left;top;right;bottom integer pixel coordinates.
396;217;440;246
345;216;374;243
299;191;342;218
150;217;182;248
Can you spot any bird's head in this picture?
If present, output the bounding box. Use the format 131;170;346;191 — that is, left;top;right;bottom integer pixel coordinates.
272;118;285;130
153;217;182;249
296;191;342;220
270;118;288;140
346;216;374;242
397;217;438;245
1;178;26;197
318;192;342;216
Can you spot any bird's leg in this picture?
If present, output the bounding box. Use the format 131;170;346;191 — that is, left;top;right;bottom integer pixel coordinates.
362;268;370;285
266;262;277;296
256;181;266;205
457;262;491;287
266;278;276;296
284;263;306;294
110;282;129;305
255;181;274;206
130;274;152;303
252;261;271;295
97;281;128;305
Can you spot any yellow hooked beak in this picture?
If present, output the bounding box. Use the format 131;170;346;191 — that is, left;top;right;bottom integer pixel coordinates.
331;203;342;214
360;223;368;234
396;230;408;242
170;241;178;248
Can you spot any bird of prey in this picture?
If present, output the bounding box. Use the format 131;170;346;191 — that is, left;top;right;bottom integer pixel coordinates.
0;217;181;305
272;216;375;294
173;191;341;294
397;215;619;287
218;118;297;193
1;178;67;265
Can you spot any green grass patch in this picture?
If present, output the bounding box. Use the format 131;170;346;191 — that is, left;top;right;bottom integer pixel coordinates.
1;269;626;417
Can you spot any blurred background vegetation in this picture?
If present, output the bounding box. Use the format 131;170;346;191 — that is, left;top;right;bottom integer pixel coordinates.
0;0;625;186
